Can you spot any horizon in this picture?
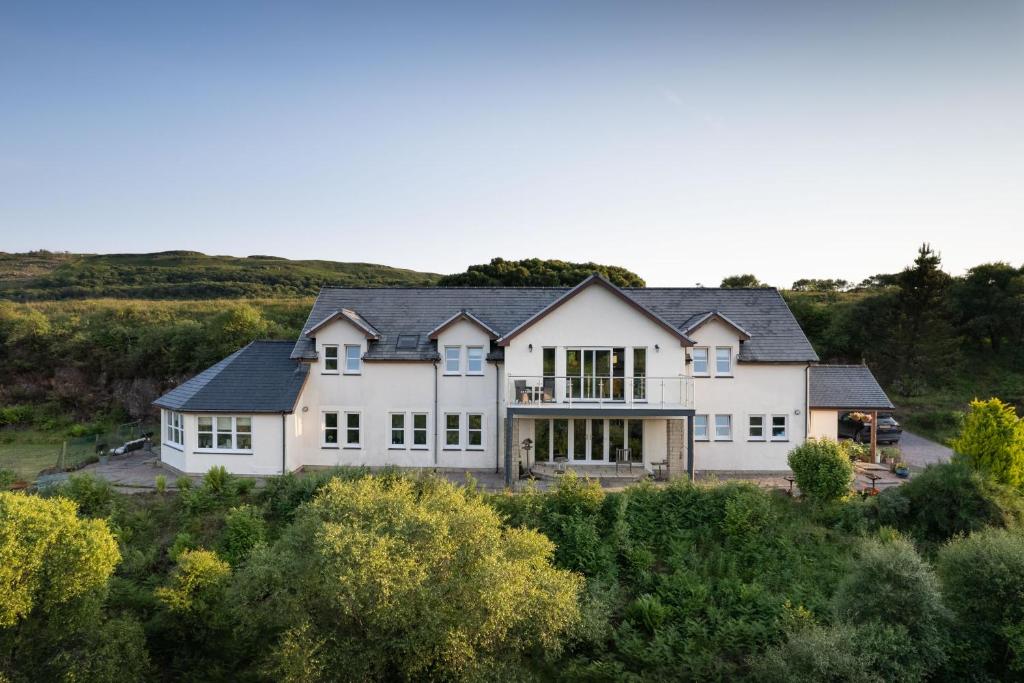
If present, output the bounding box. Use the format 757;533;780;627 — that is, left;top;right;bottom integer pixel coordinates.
2;1;1022;286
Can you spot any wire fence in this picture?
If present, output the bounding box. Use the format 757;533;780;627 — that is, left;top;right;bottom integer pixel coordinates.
53;421;156;472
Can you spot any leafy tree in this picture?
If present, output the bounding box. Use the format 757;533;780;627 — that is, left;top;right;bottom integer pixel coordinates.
720;273;768;288
951;398;1024;488
791;278;851;292
788;438;854;502
437;257;645;287
938;528;1024;680
950;262;1024;353
232;476;583;681
220;504;267;566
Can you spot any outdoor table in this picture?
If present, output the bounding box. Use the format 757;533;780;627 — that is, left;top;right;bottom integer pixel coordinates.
783;475;796;496
652;460;668;481
865;472;882;494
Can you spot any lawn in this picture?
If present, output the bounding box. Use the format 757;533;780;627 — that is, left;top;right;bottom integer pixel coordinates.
0;442;61;481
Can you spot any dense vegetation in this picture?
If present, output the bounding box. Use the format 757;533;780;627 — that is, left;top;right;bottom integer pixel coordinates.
0;251;441;300
436;257;645;287
4;446;1024;681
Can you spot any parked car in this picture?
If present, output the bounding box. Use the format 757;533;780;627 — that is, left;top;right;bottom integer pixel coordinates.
838;412;902;445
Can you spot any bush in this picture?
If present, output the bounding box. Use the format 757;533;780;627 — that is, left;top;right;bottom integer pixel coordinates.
220;504;266;566
202;465;233;495
951;398;1024;487
755;620;904;683
937;528;1024;680
154;474;166;494
870;462;1024;547
0;469;16;489
788;439;855;502
155;549;231;614
48;473;115;518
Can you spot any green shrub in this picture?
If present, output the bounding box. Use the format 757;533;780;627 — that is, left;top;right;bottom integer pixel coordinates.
48;474;115;518
870;462;1024;547
788;438;854;502
937;528;1024;680
202;465;232;495
175;476;192;491
951;398;1024;487
833;535;949;678
0;468;16;489
154;474;166;494
220;504;266;566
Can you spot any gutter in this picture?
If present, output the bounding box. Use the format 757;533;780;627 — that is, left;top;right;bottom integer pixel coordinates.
433;359;439;466
804;364;811;439
281;412;287;475
495;360;502;473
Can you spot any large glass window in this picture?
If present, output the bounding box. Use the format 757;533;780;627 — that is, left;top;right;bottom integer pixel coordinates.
715;347;732;376
467;413;483;448
412;413;428;448
445;413;461;447
609;419;625;460
323;345;339;372
573;419;586;460
444;346;461;374
692;348;709;376
590;419;604;461
694;415;709;441
198;416;251;451
344;345;361;373
553;419;568;458
467;347;484;375
390;413;405;447
628;420;644;462
565;348;625;400
633;348;647;400
345;412;361;446
542;348;556;401
535;419;551;462
772;415;788;441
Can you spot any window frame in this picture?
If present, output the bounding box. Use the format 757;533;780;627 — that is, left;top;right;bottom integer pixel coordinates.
467;413;484;450
322;345;339;373
389;412;406;449
196;415;253;453
322;411;339;447
715;347;733;377
343;411;362;448
466;346;485;375
411;412;429;450
164;410;184;448
771;414;789;441
748;414;766;441
692;347;710;376
444;346;462;375
714;414;733;441
343;345;362;374
694;414;709;441
444;413;462;449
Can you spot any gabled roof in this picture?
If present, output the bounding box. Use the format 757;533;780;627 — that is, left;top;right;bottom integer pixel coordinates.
154;341;309;413
427;310;499;340
496;275;694;347
680;310;752;340
304;308;381;339
291;285;819;363
809;365;894;410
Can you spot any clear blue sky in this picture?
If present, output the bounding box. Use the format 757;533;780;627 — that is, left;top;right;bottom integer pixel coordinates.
1;0;1021;286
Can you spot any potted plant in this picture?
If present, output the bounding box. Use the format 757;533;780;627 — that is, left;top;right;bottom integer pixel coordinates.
894;460;910;478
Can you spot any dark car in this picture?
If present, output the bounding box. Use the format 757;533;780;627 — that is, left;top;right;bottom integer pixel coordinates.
838;412;903;445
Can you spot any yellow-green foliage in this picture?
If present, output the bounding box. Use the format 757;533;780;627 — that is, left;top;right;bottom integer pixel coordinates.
0;492;119;627
155;549;231;613
788;438;855;502
951;398;1024;488
248;476;583;681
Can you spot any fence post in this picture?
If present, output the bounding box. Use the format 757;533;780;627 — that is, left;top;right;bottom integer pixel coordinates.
60;441;67;471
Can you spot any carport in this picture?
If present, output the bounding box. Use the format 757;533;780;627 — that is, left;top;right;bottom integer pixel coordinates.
808;365;895;463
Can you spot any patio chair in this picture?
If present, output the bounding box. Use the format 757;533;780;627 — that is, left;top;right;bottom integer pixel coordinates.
613;447;633;474
514;380;529;403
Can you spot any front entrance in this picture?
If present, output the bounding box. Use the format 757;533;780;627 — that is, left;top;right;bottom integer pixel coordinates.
533;417;644;464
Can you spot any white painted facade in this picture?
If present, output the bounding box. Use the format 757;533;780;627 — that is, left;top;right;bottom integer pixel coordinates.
159;279;813;477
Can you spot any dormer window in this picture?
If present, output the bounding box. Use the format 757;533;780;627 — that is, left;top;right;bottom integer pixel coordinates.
323;345;339;373
692;348;709;376
396;335;418;350
715;347;732;376
467;346;484;375
344;345;362;374
444;346;461;374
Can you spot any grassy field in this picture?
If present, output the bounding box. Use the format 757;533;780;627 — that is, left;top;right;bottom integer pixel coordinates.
0;442;61;481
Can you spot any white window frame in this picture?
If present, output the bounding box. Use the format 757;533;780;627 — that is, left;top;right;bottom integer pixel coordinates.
322;345;339;374
466;346;484;375
444;413;462;449
444;346;462;374
196;415;252;453
715;347;733;377
692;347;709;376
412;412;429;450
771;414;789;441
322;411;339;447
714;414;732;441
164;410;184;448
344;345;362;374
344;411;362;448
694;414;709;441
748;414;766;441
467;413;484;450
389;412;406;449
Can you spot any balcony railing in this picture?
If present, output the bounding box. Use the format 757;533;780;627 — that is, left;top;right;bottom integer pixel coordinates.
507;375;693;409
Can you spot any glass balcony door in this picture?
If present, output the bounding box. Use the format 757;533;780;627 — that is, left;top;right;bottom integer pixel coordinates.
566;348;624;401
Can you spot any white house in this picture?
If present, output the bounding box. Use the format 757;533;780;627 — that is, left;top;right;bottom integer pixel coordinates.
154;275;893;485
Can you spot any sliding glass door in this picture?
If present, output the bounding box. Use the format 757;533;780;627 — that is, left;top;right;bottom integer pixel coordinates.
532;418;642;463
566;348;626;400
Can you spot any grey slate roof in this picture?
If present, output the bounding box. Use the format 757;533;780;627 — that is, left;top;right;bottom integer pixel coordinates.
809;365;894;410
291;285;819;363
154;341;309;413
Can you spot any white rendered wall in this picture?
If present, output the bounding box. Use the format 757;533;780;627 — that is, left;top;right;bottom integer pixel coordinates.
808;409;839;441
160;411;287;476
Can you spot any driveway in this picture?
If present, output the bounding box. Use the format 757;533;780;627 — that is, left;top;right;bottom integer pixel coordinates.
899;431;953;468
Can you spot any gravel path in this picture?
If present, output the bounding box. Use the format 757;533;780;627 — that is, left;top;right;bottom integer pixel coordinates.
899;431;954;468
